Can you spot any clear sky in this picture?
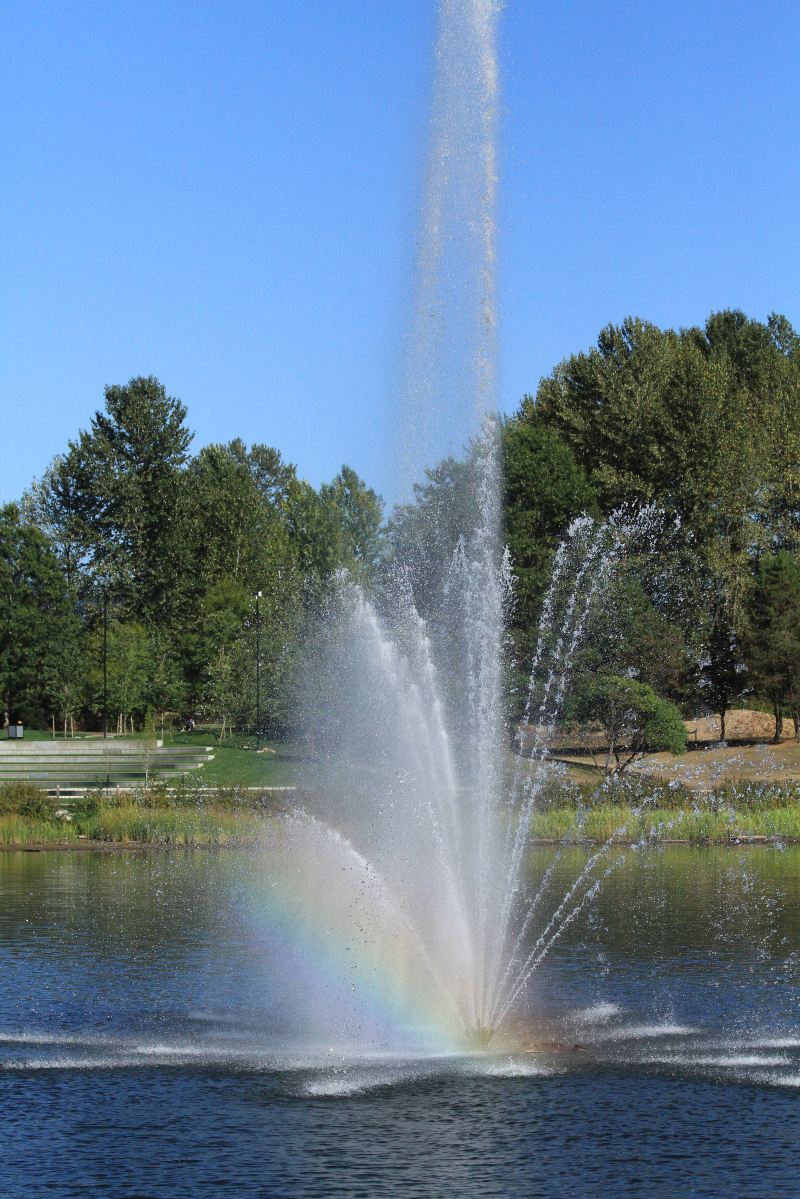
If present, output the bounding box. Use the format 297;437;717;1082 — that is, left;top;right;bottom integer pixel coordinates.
2;0;799;508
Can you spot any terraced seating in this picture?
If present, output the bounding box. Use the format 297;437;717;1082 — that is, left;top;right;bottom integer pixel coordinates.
0;739;214;792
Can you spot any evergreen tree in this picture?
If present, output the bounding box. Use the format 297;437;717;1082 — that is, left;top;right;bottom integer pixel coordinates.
0;504;78;727
56;376;193;622
746;552;800;741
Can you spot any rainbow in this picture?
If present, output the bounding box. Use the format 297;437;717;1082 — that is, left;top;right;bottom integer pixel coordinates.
240;813;465;1054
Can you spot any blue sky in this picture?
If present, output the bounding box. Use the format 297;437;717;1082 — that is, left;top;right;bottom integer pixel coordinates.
2;0;799;508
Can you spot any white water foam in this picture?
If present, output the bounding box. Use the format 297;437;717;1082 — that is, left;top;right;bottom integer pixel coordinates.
2;1056;145;1071
479;1057;554;1078
132;1043;212;1057
575;1003;622;1024
595;1024;697;1042
0;1030;117;1047
752;1073;800;1088
299;1072;408;1098
737;1037;800;1050
686;1055;791;1069
639;1053;793;1073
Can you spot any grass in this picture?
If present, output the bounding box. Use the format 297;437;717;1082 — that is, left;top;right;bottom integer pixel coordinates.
3;793;800;849
531;804;800;844
165;732;305;787
0;805;268;847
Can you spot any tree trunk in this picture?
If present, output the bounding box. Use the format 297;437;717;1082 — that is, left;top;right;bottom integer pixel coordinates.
773;702;783;743
720;708;727;741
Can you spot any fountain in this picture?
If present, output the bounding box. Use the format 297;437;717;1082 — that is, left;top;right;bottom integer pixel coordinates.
249;0;631;1054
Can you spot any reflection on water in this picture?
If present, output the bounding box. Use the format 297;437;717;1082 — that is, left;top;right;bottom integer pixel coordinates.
1;846;799;1198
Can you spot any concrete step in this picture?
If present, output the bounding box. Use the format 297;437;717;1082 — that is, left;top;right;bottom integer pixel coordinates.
0;754;211;765
0;755;178;764
0;767;206;778
0;741;214;756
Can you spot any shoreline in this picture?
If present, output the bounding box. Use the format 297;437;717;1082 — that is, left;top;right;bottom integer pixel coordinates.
3;834;798;852
3;800;800;851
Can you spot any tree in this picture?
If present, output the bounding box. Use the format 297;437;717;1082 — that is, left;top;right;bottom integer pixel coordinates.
318;466;383;577
146;627;186;735
204;638;250;742
226;439;298;507
283;466;382;597
56;376;193;622
571;574;689;709
700;608;748;741
85;621;154;733
572;674;687;774
21;455;89;590
534;311;800;612
746;552;800;742
384;446;491;625
182;443;291;593
42;620;85;737
0;505;78;728
502;408;598;652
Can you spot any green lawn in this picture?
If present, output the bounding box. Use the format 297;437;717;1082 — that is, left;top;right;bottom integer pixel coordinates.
164;732;306;787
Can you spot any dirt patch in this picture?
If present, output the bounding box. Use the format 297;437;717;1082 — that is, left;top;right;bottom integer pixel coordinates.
630;740;800;790
686;710;796;743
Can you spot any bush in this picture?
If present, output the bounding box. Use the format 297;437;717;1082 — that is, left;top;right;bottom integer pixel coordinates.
0;782;56;818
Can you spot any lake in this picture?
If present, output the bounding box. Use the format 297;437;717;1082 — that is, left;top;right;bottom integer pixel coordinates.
1;844;798;1198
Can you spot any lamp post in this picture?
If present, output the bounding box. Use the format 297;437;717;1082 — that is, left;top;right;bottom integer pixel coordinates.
102;586;110;788
102;589;108;742
255;590;262;748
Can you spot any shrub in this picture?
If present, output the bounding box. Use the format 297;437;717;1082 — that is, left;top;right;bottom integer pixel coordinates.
0;782;56;818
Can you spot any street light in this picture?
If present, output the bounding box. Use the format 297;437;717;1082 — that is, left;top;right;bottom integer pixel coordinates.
101;584;110;788
255;591;262;748
102;588;108;743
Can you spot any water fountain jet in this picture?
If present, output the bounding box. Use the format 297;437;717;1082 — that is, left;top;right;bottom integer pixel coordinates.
267;0;622;1052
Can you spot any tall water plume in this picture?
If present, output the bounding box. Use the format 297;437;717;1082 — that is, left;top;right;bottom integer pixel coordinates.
398;0;501;492
398;0;506;1023
280;1;615;1048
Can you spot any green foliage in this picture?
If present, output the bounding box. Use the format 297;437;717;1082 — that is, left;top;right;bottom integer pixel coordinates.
746;552;800;740
385;455;478;620
502;409;598;654
529;309;800;722
701;608;748;738
0;504;79;726
572;674;687;771
573;574;689;707
535;311;800;560
318;465;383;575
7;308;800;748
11;373;385;737
53;376;193;622
0;781;54;817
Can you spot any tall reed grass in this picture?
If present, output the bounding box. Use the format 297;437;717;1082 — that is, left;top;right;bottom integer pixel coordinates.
0;805;266;847
532;805;800;844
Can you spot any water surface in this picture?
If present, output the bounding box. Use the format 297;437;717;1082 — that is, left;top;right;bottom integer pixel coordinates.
1;846;798;1198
